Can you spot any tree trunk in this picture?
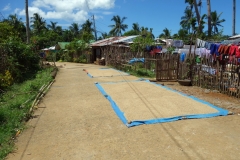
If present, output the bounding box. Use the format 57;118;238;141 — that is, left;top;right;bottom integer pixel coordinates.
207;0;212;37
232;0;236;36
193;0;201;33
25;0;30;44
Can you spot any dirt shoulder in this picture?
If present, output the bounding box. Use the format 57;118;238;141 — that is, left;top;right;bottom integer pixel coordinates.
7;62;240;160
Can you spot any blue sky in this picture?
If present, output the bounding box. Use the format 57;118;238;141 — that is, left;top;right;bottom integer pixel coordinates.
0;0;239;38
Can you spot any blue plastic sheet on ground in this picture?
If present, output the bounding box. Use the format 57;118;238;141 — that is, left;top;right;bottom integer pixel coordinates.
95;80;229;128
87;72;93;78
128;58;145;64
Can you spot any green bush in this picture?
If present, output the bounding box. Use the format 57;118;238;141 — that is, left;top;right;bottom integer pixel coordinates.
1;38;40;83
0;67;53;159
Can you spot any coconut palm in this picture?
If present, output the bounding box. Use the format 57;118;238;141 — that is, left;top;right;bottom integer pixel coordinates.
5;14;24;29
55;26;63;35
69;22;80;37
25;0;30;43
31;13;46;34
81;19;93;33
149;28;155;39
47;21;58;32
185;0;194;12
132;23;140;33
109;15;128;36
159;28;171;39
180;7;194;33
211;11;225;34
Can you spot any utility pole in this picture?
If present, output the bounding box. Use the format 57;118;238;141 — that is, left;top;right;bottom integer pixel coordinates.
232;0;236;36
92;15;97;41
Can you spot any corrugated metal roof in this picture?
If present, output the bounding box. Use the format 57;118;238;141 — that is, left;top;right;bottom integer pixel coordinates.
229;34;240;39
90;35;139;47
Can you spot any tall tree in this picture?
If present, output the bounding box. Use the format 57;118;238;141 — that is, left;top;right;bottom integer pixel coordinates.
31;13;46;34
180;7;194;33
4;14;26;41
109;15;128;36
25;0;30;43
193;0;201;28
185;0;194;12
211;11;225;34
207;0;212;37
47;21;58;32
81;19;93;33
132;23;140;33
69;22;80;37
233;0;236;35
159;28;171;39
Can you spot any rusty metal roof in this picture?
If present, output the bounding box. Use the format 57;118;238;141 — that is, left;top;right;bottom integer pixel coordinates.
90;35;139;47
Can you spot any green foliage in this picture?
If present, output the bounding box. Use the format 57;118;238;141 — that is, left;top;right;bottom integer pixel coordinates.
0;67;53;159
109;15;128;36
0;70;14;89
130;35;154;53
167;46;176;53
125;67;155;78
0;22;16;43
123;30;140;36
61;38;91;63
1;38;40;82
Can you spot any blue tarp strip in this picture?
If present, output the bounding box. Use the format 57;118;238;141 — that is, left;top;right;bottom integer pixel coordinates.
87;72;93;78
95;80;229;128
95;82;128;125
128;58;145;64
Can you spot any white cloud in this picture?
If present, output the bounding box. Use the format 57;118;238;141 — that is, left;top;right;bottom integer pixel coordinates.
14;8;21;14
2;3;11;11
16;0;115;24
102;11;114;15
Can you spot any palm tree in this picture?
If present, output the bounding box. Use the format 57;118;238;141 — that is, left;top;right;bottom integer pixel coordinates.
31;13;46;34
81;19;93;33
6;14;23;28
69;22;80;37
55;26;63;35
132;23;140;33
25;0;30;43
47;21;58;32
109;15;128;36
185;0;194;12
180;7;194;33
159;28;171;39
211;11;225;34
149;28;155;39
233;0;236;35
62;29;74;42
207;0;212;37
101;32;108;39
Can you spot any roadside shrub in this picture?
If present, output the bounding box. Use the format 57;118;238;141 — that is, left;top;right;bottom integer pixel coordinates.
0;70;14;89
1;37;40;82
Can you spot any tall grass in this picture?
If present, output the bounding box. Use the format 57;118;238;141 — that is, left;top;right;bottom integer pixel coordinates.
0;67;54;159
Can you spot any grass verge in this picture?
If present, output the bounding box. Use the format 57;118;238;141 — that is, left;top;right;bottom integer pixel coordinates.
0;67;54;159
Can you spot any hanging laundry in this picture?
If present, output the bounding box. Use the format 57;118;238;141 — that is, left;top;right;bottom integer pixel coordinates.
173;40;184;48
